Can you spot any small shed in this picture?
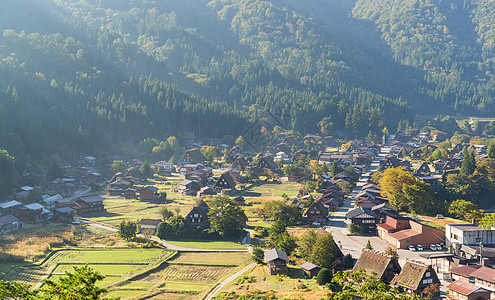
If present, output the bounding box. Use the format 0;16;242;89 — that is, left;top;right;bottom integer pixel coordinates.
264;248;289;275
300;262;322;278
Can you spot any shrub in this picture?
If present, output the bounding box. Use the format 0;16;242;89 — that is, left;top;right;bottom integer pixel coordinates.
316;268;332;285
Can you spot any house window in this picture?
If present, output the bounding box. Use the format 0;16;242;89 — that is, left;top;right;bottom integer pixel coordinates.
194;214;199;217
192;219;195;222
425;272;430;277
362;219;375;224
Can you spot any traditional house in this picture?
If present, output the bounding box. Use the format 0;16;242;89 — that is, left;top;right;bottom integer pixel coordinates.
178;180;201;196
72;195;105;214
138;219;162;235
52;207;75;223
214;171;236;192
392;260;440;296
124;188;137;199
379;156;402;171
304;199;329;223
371;202;398;222
151;161;175;175
264;248;289;275
184;200;210;229
0;215;22;234
139;186;159;201
197;186;215;197
353;249;401;284
300;262;322;278
413;161;431;175
0;200;22;216
257;156;278;171
16;203;47;223
232;156;248;170
345;207;379;233
180;149;205;163
377;215;444;249
446;279;490;300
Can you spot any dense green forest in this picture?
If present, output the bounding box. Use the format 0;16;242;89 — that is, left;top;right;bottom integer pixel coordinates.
0;0;494;162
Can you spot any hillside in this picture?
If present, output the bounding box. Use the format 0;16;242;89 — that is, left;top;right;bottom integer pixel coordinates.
0;0;494;160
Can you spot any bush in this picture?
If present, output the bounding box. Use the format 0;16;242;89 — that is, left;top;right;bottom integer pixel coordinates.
316;268;332;285
254;226;269;238
342;254;354;269
252;247;265;264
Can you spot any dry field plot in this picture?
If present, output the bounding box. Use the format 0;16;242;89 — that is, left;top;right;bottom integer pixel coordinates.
115;251;251;299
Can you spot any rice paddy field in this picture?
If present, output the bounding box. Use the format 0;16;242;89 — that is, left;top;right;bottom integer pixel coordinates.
1;247;251;300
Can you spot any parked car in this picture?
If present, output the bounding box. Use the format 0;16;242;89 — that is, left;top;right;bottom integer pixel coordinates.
436;244;442;250
416;244;424;251
436;214;444;219
408;245;416;251
429;244;437;251
312;221;321;226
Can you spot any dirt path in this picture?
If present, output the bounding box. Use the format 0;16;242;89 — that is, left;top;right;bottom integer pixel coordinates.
204;263;256;300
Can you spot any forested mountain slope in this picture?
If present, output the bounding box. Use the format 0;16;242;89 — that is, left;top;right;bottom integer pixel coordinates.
0;0;493;160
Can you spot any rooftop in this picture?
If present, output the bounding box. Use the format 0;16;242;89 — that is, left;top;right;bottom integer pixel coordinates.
448;223;485;232
446;279;488;296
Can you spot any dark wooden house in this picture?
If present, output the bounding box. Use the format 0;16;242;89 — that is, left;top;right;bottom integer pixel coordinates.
264;248;289;275
300;262;322;278
72;195;105;214
304;199;329;223
345;207;379;233
139;186;159;201
184;200;210;229
214;171;236;192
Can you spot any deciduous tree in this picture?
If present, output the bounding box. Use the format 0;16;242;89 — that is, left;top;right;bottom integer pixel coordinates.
208;196;247;238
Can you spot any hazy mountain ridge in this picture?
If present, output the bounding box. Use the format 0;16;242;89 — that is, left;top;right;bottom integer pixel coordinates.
0;0;494;160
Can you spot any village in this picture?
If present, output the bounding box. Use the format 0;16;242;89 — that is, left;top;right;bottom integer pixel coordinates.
1;126;495;299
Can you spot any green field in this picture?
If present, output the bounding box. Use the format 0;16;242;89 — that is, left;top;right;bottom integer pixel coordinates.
165;240;246;250
2;248;173;289
240;181;302;198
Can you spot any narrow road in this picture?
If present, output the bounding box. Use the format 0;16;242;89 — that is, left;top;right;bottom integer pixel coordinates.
324;137;393;258
204;263;256;300
78;219;248;252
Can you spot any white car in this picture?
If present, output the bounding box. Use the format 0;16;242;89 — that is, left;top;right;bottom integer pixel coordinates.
436;244;442;250
436;214;444;219
429;244;437;251
312;221;321;226
416;244;424;251
408;245;416;251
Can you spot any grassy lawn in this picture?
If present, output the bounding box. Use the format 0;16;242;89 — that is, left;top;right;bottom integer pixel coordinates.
165;240;246;250
240;181;302;198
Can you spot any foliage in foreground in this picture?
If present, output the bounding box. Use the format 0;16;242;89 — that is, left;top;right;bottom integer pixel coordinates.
328;269;422;300
0;265;116;299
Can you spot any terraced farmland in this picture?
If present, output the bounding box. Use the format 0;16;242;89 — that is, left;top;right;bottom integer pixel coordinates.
108;251;251;299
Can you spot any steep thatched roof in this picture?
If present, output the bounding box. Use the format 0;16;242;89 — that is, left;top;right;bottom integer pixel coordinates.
353;249;400;283
392;260;431;291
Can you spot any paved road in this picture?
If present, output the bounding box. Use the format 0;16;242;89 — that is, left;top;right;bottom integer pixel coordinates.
204;263;256;300
79;219;248;252
324;139;392;259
